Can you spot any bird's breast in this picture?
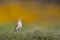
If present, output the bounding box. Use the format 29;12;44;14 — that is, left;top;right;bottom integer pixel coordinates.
18;22;22;27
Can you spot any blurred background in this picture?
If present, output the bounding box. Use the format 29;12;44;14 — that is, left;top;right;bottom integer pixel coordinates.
0;0;60;30
0;1;60;40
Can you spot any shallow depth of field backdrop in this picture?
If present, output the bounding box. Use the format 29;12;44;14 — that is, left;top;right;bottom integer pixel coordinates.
0;0;60;40
0;0;60;32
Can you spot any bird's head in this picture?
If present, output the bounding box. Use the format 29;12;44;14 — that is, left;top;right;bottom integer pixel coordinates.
18;18;22;22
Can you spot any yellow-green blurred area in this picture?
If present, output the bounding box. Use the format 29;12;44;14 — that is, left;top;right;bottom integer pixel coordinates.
0;1;60;39
0;0;60;26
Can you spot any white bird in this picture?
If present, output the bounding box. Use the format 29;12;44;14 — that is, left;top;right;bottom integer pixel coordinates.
14;18;22;32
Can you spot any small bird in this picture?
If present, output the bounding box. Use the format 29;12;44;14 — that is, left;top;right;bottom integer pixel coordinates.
14;18;22;32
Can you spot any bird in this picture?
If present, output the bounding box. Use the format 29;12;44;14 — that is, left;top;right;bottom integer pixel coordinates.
14;18;22;32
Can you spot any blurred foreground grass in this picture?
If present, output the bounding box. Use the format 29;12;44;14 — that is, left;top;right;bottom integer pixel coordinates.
0;23;60;40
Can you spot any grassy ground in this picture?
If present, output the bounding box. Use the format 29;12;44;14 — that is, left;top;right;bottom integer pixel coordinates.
0;23;60;40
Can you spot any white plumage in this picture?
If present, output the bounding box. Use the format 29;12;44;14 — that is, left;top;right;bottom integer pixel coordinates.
14;18;22;32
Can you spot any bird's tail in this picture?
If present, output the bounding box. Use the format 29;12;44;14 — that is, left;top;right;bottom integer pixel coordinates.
14;29;15;32
14;28;16;32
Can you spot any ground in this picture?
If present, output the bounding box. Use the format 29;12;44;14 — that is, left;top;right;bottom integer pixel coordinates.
0;23;60;40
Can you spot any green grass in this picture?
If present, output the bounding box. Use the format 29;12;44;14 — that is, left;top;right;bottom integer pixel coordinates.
0;23;60;40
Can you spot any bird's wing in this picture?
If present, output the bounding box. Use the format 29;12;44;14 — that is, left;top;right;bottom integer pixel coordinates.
14;23;18;32
15;23;18;28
